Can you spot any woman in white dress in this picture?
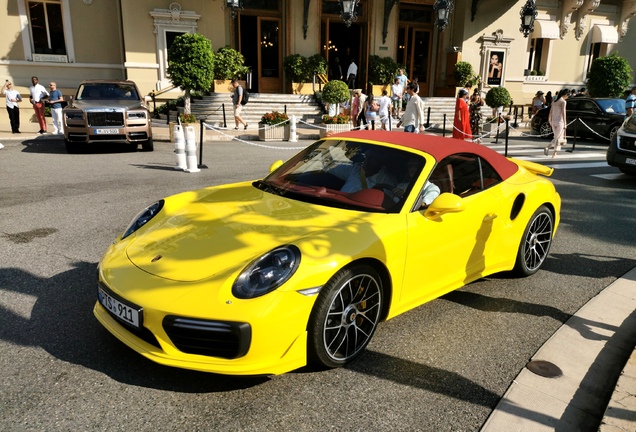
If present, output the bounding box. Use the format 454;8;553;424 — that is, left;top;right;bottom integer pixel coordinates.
545;89;569;158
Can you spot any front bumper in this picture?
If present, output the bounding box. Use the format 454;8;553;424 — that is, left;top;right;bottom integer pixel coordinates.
607;132;636;172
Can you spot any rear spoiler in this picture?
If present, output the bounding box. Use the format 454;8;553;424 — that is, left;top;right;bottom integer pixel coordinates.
508;157;554;177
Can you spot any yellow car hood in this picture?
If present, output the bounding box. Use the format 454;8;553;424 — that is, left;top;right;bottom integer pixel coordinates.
125;183;360;282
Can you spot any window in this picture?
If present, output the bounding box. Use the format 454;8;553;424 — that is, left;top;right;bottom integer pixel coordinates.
27;0;66;55
527;38;546;74
587;43;602;74
431;154;502;198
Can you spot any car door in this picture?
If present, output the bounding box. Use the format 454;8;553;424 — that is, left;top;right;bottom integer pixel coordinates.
398;154;504;311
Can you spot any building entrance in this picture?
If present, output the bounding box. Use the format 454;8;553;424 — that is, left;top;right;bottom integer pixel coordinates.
239;12;282;93
321;21;365;89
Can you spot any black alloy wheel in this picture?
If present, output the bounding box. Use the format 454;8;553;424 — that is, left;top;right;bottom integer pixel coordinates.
513;205;554;276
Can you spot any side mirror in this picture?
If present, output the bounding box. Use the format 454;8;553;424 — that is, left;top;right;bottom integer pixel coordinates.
424;193;465;219
144;95;153;103
269;160;284;173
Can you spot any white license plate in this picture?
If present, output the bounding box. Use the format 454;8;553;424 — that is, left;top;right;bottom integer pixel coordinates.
626;157;636;166
94;129;120;134
98;286;140;328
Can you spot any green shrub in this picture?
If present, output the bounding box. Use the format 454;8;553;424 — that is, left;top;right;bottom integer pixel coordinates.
259;111;289;126
321;114;349;124
485;86;512;108
368;55;398;85
586;53;633;97
283;54;311;82
321;80;350;104
307;54;328;75
453;61;474;87
214;46;249;80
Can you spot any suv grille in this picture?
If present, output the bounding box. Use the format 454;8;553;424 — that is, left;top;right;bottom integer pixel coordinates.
88;112;124;127
619;136;636;152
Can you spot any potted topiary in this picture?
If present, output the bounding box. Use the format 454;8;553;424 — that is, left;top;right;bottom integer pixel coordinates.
586;53;633;97
484;86;512;131
321;79;350;116
320;113;351;137
453;61;474;87
213;46;250;92
258;111;290;141
283;54;310;95
368;55;398;95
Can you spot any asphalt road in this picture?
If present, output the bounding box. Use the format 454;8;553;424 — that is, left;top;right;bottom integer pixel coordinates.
1;135;635;431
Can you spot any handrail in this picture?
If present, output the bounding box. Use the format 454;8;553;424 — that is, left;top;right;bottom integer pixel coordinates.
148;85;178;119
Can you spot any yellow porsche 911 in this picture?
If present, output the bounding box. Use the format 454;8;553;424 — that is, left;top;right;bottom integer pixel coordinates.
95;130;561;376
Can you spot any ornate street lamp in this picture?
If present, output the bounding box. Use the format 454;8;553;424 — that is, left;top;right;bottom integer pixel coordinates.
338;0;360;27
433;0;453;32
226;0;242;19
520;0;538;37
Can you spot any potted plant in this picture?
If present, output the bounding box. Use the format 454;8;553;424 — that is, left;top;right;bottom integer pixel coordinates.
213;46;249;92
453;61;474;87
258;111;290;141
320;113;351;137
368;55;398;95
169;112;203;143
283;54;313;95
485;86;512;118
321;79;350;116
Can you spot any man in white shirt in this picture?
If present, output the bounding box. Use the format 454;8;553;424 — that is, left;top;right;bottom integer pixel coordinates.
346;60;358;89
401;82;425;133
377;90;392;130
29;76;49;134
391;78;404;119
1;80;22;133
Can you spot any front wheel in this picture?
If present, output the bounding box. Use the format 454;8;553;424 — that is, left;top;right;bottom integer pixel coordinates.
539;122;553;139
513;205;554;276
308;264;383;368
608;125;620;141
141;137;154;152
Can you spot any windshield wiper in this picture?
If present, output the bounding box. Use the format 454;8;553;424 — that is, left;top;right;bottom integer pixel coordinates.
253;180;285;196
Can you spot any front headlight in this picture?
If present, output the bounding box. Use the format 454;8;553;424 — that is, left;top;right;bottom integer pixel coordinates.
232;246;301;299
127;111;147;119
121;200;164;240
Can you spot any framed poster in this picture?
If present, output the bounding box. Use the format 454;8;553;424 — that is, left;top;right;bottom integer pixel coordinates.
487;50;505;86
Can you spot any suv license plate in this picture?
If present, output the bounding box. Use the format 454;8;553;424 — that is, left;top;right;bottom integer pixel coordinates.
95;129;119;134
626;157;636;166
98;286;140;328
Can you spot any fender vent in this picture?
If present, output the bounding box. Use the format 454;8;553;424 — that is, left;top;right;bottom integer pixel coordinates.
510;194;525;220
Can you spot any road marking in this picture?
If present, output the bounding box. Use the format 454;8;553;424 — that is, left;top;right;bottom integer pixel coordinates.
591;173;631;180
545;162;610;169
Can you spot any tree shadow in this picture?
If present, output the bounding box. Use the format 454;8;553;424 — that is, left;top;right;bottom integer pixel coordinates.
0;262;268;392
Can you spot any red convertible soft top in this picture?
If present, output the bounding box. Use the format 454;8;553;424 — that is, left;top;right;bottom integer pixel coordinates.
328;130;519;181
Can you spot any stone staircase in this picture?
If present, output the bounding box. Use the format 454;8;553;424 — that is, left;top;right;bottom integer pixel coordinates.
168;93;490;130
186;93;324;128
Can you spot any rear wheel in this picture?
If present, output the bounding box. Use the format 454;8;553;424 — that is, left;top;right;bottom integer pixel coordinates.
513;205;554;276
308;264;383;368
539;122;553;139
141;137;154;152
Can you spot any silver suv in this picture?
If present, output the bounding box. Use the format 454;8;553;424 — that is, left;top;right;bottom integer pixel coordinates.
63;80;153;153
607;114;636;175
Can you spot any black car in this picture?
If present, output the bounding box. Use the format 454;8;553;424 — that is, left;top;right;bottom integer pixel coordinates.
530;97;626;141
607;114;636;175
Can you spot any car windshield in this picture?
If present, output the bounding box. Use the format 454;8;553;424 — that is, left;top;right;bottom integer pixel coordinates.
257;139;426;213
597;99;626;114
76;83;139;101
623;114;636;134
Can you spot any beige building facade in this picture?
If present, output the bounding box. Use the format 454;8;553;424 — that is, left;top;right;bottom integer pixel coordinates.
0;0;635;124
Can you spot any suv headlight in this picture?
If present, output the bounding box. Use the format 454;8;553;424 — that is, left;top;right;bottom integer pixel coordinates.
232;246;301;299
121;200;164;240
127;111;147;120
65;111;84;120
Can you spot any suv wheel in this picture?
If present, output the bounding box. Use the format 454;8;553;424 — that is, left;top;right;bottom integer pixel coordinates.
539;121;553;139
141;138;154;152
64;139;81;154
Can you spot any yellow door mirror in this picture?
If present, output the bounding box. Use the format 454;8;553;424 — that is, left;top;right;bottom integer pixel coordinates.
424;193;465;219
269;160;284;173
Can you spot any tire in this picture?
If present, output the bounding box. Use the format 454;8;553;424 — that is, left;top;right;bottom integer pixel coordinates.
141;137;154;152
539;122;553;139
308;264;383;368
513;205;554;277
64;139;81;154
619;167;636;176
608;125;620;141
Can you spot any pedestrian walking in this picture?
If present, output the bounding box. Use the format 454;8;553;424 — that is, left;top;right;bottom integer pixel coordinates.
545;88;569;158
231;78;248;130
401;82;425;133
453;88;472;141
29;76;49;134
48;82;64;135
346;59;357;89
391;78;403;119
1;79;22;133
469;89;484;143
378;90;391;130
364;94;378;130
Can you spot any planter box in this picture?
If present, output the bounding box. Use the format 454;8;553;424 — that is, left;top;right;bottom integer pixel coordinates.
213;79;246;93
259;124;290;141
371;84;389;96
169;121;203;143
319;123;352;138
291;82;315;95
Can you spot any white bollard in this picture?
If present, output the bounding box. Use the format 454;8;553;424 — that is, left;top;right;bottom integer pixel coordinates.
184;126;200;173
289;115;298;142
173;125;186;171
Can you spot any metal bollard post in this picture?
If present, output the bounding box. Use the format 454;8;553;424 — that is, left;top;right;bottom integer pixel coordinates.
568;118;579;152
289;115;298;142
184;126;200;173
495;117;501;144
173;124;186;171
425;107;431;128
222;103;227;129
443;114;446;137
512;106;519;128
504;118;510;157
198;120;208;169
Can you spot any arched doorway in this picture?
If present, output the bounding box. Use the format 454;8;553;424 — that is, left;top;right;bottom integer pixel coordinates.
397;4;434;96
